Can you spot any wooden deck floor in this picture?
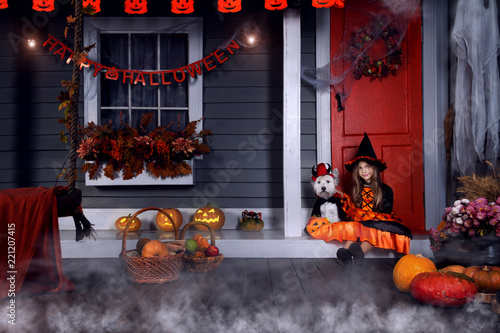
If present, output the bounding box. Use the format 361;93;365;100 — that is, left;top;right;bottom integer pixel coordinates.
2;258;499;333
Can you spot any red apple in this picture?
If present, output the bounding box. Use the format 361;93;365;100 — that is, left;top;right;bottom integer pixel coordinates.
205;245;219;257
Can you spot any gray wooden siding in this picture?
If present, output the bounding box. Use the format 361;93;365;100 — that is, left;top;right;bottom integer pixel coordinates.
0;3;318;214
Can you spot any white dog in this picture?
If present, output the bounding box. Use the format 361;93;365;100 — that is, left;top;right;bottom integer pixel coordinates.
310;163;346;224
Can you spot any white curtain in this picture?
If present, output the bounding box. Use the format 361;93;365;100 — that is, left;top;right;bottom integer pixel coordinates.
451;0;500;175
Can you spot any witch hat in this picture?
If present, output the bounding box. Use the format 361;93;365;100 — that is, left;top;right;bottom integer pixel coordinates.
345;133;387;172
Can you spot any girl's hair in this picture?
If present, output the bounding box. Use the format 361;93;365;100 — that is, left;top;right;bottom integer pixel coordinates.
352;160;383;212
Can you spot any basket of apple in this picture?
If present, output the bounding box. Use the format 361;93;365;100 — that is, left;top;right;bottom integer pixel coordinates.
180;221;223;272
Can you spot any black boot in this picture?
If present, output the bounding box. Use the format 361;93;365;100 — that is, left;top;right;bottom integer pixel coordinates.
348;243;365;264
336;248;352;265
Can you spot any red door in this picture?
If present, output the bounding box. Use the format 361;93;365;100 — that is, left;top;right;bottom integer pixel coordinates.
330;1;425;233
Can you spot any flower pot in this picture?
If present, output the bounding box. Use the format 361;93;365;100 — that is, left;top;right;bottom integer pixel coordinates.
431;235;500;268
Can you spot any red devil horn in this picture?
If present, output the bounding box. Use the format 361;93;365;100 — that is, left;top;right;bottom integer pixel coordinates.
311;165;318;178
325;163;332;175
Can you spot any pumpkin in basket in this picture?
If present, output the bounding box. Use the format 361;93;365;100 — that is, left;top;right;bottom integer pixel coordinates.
462;266;500;292
115;214;142;232
156;208;183;232
136;238;151;254
393;254;437;292
193;202;225;231
141;240;169;257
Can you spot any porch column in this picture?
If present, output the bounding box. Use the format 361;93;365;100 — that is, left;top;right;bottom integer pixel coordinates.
283;8;302;237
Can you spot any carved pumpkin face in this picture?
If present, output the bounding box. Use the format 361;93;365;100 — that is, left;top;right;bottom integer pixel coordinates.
32;0;55;11
193;203;225;231
306;217;329;235
218;0;241;13
265;0;287;10
171;0;194;14
156;208;183;232
83;0;101;13
0;0;8;10
124;0;147;14
312;0;344;8
115;214;142;232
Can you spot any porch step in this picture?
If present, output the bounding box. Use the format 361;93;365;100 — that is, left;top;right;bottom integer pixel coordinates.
59;229;433;259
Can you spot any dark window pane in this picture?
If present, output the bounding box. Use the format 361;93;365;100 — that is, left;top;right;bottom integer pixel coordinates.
101;110;128;131
132;109;157;134
101;75;128;107
161;110;188;130
101;34;128;68
160;81;187;107
131;34;157;70
131;83;158;107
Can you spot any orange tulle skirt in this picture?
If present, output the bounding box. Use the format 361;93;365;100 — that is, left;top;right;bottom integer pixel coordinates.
309;221;411;254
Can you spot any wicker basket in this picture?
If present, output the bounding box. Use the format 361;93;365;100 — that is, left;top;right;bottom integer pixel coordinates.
120;207;184;283
180;221;224;272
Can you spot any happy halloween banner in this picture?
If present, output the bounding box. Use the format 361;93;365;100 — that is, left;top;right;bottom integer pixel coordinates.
43;35;240;86
0;1;345;13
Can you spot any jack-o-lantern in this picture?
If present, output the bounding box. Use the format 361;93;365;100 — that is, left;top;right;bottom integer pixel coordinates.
312;0;344;8
124;0;147;14
33;0;55;11
0;0;8;9
265;0;287;10
218;0;241;13
306;216;329;235
193;202;225;231
115;214;142;232
171;0;194;14
83;0;101;13
156;208;183;232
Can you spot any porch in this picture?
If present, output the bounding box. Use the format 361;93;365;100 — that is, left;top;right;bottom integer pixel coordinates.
2;258;498;332
57;209;434;259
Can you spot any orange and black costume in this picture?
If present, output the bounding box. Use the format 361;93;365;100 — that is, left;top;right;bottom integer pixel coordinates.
308;184;412;254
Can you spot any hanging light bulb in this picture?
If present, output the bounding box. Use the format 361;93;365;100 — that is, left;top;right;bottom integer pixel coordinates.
0;0;8;10
27;39;37;48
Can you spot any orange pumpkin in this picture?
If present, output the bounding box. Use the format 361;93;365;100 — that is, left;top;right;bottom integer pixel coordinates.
141;240;169;257
393;254;437;292
306;216;329;235
193;202;225;231
463;266;500;292
136;238;151;254
439;265;466;274
156;208;183;232
115;214;142;232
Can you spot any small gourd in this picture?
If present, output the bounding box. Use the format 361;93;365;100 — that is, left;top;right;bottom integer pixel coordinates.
240;210;264;232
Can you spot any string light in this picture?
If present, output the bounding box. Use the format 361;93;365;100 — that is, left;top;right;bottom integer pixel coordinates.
27;39;37;48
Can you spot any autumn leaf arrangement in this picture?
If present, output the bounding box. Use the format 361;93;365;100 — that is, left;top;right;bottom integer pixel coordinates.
76;113;211;180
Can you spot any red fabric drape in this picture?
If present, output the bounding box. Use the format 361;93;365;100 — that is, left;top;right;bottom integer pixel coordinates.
0;187;74;299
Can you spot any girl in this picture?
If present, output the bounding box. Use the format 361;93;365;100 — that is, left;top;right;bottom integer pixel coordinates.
308;133;413;264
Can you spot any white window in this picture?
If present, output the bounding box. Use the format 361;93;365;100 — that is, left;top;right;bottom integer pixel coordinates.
83;17;203;186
